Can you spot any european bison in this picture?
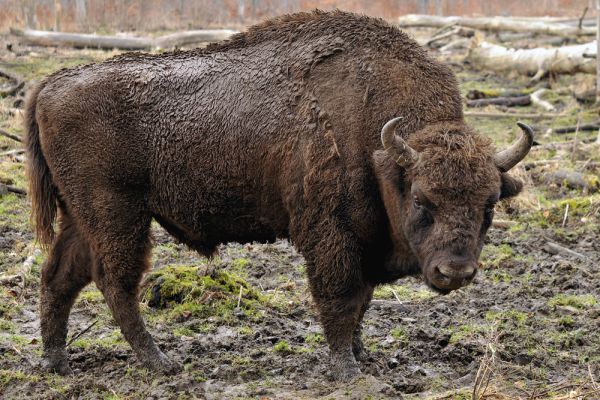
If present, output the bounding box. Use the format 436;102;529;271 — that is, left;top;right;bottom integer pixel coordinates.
26;10;532;380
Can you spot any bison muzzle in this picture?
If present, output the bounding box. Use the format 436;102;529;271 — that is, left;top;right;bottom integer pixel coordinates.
25;10;532;380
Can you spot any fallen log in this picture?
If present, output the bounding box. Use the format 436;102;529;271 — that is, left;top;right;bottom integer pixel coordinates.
398;14;596;37
464;111;560;120
530;88;556;111
466;89;529;100
548;123;600;134
10;28;238;51
0;68;24;97
466;40;596;78
466;95;531;108
545;169;599;192
0;183;27;196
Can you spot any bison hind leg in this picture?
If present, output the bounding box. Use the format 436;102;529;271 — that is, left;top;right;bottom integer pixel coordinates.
40;212;93;375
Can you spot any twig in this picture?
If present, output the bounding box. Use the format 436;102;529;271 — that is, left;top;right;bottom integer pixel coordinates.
0;128;22;143
544;241;589;260
425;26;466;46
390;289;402;304
236;285;243;308
561;203;570;227
590;364;599;390
18;253;37;300
66;319;99;347
579;7;590;30
588;364;600;390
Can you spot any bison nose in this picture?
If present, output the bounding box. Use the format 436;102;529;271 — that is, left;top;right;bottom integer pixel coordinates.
431;262;477;291
437;263;476;280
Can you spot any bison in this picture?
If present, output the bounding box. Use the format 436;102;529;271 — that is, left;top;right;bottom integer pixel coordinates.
25;10;532;380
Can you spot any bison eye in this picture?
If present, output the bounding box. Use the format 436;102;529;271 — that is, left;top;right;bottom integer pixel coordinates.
413;195;422;209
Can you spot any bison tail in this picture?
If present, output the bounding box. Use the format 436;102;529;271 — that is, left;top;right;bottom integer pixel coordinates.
25;83;57;249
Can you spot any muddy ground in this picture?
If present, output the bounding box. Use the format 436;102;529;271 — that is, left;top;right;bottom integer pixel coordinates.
0;26;599;399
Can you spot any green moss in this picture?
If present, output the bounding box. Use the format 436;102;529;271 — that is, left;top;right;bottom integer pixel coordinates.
0;369;40;390
173;326;195;337
449;324;487;344
237;326;253;336
70;329;126;350
77;288;104;305
485;310;528;326
491;270;512;283
548;294;596;310
305;332;324;346
480;243;514;268
0;192;30;233
273;340;291;353
373;283;434;301
0;319;16;333
142;265;265;325
390;327;409;344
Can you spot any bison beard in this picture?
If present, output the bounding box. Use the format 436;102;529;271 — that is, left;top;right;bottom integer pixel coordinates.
25;10;532;380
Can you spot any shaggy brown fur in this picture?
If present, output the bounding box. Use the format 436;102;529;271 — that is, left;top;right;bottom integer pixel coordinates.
26;10;526;380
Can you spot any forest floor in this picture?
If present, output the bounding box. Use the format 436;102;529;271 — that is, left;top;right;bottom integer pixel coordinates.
0;27;599;400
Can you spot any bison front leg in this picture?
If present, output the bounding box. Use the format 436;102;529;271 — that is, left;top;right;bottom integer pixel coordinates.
307;267;371;381
352;285;374;362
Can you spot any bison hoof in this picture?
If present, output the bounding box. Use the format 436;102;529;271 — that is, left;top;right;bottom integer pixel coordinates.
330;351;362;382
143;351;182;375
40;354;73;376
352;338;369;362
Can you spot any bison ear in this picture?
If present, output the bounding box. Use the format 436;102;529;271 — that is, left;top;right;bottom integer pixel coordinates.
500;173;523;200
373;149;404;185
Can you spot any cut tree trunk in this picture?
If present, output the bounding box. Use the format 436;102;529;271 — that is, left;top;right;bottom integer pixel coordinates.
466;40;596;78
10;28;238;51
398;14;596;37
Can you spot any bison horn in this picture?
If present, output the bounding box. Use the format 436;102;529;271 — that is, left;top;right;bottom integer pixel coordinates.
381;117;420;168
494;122;534;172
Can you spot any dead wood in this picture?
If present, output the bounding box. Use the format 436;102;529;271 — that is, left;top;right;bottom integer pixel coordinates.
10;28;238;50
398;14;596;37
548;123;600;134
492;219;517;229
0;68;24;97
545;169;598;192
466;95;531;108
0;149;25;157
466;89;528;100
0;183;27;196
464;111;559;120
543;241;589;260
0;128;23;142
531;89;556;112
466;40;596;79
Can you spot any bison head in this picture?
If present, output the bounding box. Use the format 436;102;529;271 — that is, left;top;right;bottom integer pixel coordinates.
374;118;532;293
